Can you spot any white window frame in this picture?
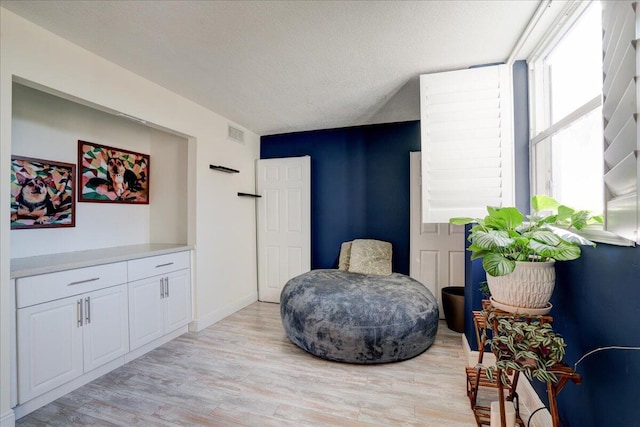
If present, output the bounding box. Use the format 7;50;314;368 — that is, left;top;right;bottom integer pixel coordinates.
528;0;636;246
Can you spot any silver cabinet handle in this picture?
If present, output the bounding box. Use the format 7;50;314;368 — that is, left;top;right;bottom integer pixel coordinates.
155;262;174;268
85;296;91;324
77;299;83;327
160;277;165;299
165;277;169;298
68;277;99;286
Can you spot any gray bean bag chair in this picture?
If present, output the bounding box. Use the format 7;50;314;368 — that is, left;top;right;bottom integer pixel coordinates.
280;269;439;364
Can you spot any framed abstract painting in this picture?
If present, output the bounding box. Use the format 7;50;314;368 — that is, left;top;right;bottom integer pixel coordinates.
10;156;76;229
78;140;150;204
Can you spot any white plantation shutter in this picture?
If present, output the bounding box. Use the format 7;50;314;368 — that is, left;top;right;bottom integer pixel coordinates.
420;64;514;223
602;1;639;242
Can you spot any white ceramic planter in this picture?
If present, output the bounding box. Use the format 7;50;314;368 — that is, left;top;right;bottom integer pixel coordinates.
487;261;556;310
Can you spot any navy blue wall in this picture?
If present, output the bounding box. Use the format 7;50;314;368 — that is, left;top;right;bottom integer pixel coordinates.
261;121;420;274
464;60;640;426
549;246;640;426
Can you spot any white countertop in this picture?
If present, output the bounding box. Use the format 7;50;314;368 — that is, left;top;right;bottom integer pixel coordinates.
10;244;193;278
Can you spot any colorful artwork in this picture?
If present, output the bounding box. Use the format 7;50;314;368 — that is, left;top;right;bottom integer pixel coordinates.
78;140;150;204
10;156;76;229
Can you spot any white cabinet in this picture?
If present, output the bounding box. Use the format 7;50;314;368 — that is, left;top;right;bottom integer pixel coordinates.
164;269;191;332
128;276;164;349
83;285;129;372
12;246;192;418
128;252;191;351
16;262;129;404
17;295;83;403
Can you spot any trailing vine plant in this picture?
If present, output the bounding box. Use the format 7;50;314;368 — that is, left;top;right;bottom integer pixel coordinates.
486;311;567;384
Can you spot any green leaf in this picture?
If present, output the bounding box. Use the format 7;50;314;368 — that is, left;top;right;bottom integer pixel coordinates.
532;214;558;225
469;248;489;261
531;195;560;211
527;230;561;246
512;235;530;246
450;217;475;225
489;207;524;229
569;210;591;230
528;240;581;261
486;367;496;382
546;225;596;246
483;253;516;276
556;205;575;222
590;215;604;224
473;230;514;250
469;224;485;235
520;350;538;359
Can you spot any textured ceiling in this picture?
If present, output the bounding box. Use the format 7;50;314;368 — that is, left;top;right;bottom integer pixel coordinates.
1;0;541;135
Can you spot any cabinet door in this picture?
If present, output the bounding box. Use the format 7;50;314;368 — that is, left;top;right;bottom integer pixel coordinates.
128;276;164;350
17;296;84;403
83;284;129;372
164;269;192;333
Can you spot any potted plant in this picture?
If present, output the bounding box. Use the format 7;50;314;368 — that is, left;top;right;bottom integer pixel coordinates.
485;312;567;384
450;195;602;313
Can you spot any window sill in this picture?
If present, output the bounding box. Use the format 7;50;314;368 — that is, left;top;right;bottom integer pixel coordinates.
572;226;636;247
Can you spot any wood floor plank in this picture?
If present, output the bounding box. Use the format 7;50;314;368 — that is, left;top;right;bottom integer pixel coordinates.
17;301;476;426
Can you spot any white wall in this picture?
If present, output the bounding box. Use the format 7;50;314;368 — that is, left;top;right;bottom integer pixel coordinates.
0;9;260;424
10;83;167;257
149;128;188;245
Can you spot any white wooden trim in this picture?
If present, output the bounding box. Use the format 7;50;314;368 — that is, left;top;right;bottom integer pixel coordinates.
527;1;590;65
530;95;602;145
0;410;15;427
506;0;552;65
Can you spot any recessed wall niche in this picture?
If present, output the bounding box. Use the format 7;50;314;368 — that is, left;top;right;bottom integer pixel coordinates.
10;83;188;258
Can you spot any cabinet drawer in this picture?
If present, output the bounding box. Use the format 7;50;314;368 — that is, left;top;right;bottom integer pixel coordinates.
16;262;127;309
127;251;190;282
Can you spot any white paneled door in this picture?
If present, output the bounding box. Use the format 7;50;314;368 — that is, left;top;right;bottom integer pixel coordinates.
257;156;311;303
409;152;465;318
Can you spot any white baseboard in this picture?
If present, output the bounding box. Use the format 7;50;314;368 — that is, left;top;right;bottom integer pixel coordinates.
462;335;552;427
189;292;258;332
516;375;553;427
0;410;15;427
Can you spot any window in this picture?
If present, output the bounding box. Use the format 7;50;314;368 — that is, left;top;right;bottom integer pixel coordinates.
529;3;603;214
529;1;638;245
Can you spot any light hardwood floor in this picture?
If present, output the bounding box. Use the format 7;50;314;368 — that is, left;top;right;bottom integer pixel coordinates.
17;302;477;426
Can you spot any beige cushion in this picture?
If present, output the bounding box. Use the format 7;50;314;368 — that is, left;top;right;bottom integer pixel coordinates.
338;241;352;271
348;239;392;276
